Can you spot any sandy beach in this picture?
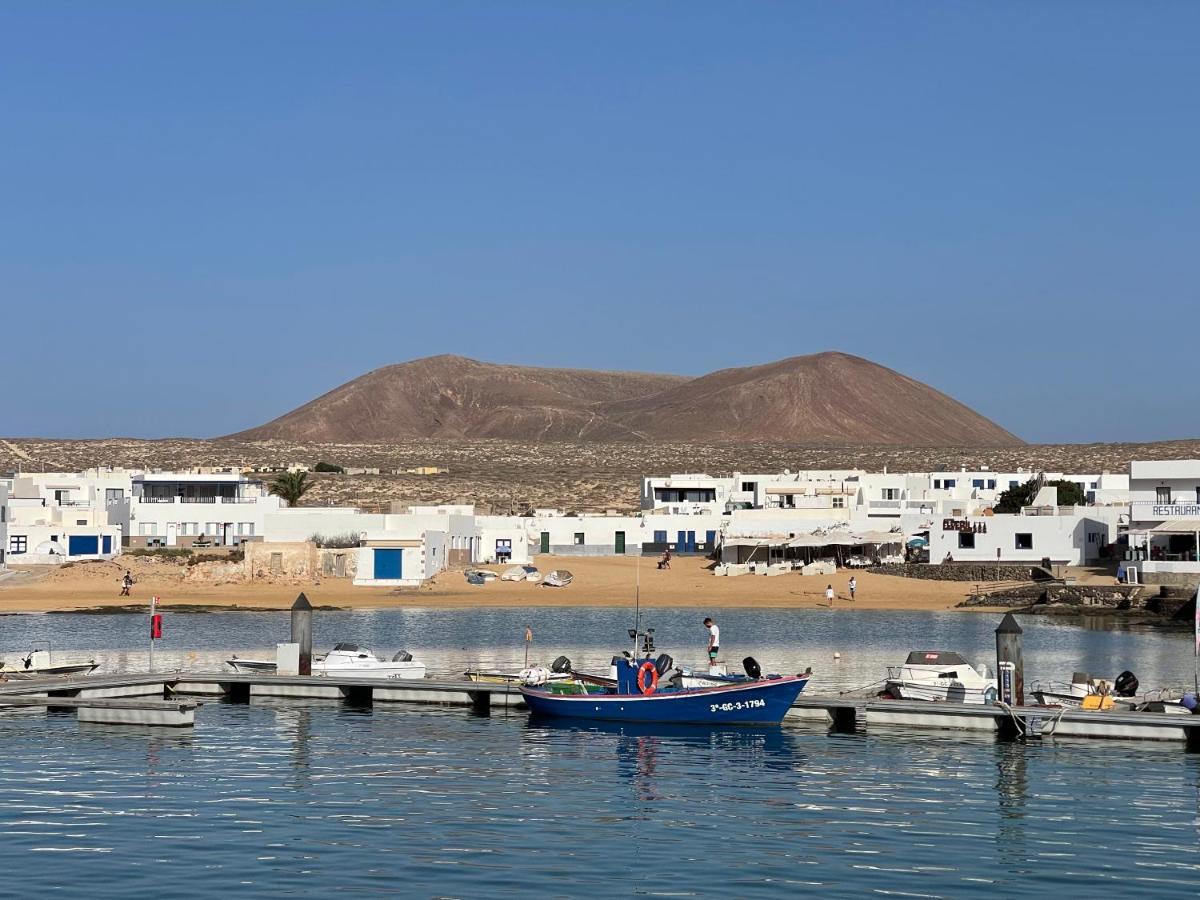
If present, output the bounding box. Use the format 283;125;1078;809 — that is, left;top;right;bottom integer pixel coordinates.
0;554;982;613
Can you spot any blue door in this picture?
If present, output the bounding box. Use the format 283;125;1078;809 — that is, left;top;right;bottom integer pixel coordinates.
687;531;696;552
102;536;112;554
677;531;686;550
374;549;403;580
706;530;716;550
68;535;99;556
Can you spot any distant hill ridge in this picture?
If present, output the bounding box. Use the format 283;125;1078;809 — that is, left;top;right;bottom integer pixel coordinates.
225;352;1023;446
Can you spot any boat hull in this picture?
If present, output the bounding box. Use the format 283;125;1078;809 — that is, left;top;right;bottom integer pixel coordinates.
520;675;808;725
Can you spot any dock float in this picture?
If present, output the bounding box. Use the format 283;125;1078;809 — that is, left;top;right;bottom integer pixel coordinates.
3;672;1198;746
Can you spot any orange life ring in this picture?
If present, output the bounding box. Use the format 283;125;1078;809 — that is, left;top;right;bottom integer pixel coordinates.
637;661;658;695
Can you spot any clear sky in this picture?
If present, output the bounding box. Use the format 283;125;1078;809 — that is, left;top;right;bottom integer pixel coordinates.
2;2;1196;443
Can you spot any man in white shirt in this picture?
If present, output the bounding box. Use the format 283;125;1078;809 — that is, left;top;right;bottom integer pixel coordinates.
703;617;720;662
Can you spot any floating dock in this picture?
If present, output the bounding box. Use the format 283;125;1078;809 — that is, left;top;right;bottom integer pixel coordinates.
2;671;1197;747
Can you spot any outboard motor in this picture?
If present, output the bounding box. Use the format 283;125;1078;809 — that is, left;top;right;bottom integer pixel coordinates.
391;651;413;663
551;655;572;674
654;653;674;676
743;657;762;679
1114;670;1139;697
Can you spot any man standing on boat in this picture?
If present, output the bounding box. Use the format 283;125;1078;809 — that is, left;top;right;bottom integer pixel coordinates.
704;617;720;663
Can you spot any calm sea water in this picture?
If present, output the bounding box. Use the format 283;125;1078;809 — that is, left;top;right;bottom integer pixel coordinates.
1;609;1198;896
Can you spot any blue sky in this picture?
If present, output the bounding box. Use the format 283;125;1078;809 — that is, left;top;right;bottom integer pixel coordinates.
2;2;1196;443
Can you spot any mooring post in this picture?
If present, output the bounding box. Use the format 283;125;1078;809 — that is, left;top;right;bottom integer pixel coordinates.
291;593;313;676
995;612;1024;706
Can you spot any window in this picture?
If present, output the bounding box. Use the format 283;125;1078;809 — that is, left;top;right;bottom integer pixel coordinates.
741;482;756;493
1089;482;1098;490
653;530;667;543
105;488;124;504
1195;487;1200;504
574;532;585;545
987;480;996;490
76;519;87;526
944;479;956;488
139;522;158;536
1015;533;1033;550
1087;532;1099;544
881;488;899;500
1009;481;1019;489
239;523;254;536
205;522;220;535
9;535;27;554
832;497;845;508
1157;487;1173;504
958;532;975;549
933;479;942;489
972;479;985;489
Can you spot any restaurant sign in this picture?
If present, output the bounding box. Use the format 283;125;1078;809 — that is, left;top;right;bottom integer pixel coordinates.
1152;505;1200;518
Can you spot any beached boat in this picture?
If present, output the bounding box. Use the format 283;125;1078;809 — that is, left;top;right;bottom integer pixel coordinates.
543;570;573;587
521;654;809;724
880;651;997;704
226;644;426;679
0;648;100;679
500;565;541;583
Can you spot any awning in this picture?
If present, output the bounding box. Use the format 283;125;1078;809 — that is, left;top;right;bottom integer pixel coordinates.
1147;520;1200;533
854;531;904;544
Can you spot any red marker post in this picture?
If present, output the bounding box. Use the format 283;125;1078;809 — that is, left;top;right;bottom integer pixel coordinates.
149;595;163;672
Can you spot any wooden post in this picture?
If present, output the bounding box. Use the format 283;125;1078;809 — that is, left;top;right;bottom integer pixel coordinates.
995;612;1024;706
291;593;313;676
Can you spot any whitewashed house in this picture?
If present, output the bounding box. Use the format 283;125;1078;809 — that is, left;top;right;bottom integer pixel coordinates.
2;481;122;563
1125;460;1200;585
120;471;281;548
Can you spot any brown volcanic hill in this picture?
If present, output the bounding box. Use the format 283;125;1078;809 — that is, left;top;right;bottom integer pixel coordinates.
599;352;1022;445
228;355;689;443
225;352;1023;446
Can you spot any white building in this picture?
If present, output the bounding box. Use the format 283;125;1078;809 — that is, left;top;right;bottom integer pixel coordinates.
1126;460;1200;585
926;506;1118;569
2;490;122;564
120;472;282;548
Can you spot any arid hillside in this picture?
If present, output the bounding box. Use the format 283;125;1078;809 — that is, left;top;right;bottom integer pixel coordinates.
225;352;1021;447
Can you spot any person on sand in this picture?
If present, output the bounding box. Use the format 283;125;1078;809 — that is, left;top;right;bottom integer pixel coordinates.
848;576;857;601
825;584;835;607
120;570;134;597
703;617;720;662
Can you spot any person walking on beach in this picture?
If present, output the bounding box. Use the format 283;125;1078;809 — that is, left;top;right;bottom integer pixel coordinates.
825;584;835;607
120;570;134;597
703;617;720;663
848;576;857;601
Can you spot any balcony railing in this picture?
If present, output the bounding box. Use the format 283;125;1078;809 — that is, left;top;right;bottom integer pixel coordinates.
179;496;218;503
221;496;260;503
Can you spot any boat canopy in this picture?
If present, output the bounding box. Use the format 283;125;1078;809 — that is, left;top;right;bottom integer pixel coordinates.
904;650;970;666
332;643;361;652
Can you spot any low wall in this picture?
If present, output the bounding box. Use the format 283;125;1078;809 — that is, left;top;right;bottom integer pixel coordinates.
1140;571;1200;589
961;584;1142;609
869;563;1048;583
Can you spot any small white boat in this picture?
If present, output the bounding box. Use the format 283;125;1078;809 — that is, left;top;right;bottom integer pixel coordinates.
881;650;997;704
227;644;426;679
465;568;498;582
543;569;573;587
1032;670;1191;714
0;648;100;679
500;565;541;583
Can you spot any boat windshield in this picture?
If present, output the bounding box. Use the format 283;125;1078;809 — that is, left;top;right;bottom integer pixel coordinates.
904;651;969;666
331;643;361;652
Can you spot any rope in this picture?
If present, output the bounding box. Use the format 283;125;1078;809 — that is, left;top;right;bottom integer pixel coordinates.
838;677;889;697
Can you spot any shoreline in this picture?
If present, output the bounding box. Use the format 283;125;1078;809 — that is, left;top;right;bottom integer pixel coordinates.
3;554;1003;614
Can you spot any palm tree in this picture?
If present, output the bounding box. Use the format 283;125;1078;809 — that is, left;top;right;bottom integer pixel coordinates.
269;471;311;507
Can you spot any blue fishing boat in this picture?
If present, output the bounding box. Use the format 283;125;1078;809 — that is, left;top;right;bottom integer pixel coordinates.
520;655;810;725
